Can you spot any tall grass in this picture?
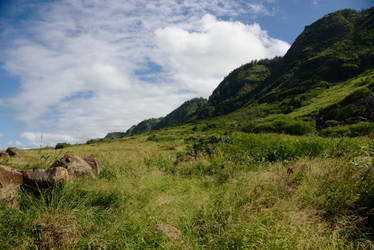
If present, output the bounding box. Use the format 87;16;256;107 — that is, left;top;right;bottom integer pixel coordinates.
0;128;373;249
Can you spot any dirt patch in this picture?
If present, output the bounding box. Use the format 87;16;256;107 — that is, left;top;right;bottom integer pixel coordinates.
35;214;80;249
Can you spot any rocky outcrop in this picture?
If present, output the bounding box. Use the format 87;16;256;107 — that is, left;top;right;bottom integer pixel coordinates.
23;167;68;189
0;154;101;206
83;156;101;175
0;151;9;160
51;154;101;178
0;165;24;206
6;148;20;158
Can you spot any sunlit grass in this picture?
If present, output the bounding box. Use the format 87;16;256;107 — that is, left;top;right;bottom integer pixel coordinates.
0;127;373;249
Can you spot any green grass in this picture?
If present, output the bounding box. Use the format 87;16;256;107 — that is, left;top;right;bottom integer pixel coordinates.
0;126;373;249
290;69;374;118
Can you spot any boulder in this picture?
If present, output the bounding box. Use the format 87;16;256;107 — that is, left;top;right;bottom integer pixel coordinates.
0;151;9;160
83;156;101;175
51;154;100;178
6;147;20;158
0;165;24;206
23;167;68;189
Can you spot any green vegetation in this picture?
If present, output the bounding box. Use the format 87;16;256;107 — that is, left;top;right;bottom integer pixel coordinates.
113;8;374;137
2;7;374;249
1;125;373;249
320;121;374;137
242;115;316;135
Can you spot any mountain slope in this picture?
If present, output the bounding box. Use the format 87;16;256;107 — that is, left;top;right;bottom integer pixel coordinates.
106;7;374;138
202;8;374;118
123;97;207;136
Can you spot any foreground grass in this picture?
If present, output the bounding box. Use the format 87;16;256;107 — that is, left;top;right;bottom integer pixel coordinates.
0;128;373;249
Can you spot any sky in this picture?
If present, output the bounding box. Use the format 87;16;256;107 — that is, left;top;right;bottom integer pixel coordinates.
0;0;372;149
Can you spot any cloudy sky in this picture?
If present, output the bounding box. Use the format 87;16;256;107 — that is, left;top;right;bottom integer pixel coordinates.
0;0;372;148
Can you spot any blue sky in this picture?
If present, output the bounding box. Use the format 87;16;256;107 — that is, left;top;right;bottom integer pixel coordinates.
0;0;372;148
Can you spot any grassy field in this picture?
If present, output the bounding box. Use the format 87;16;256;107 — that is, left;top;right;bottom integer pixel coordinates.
0;124;373;249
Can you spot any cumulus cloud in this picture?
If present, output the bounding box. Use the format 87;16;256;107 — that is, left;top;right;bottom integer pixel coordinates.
21;132;77;148
154;14;289;96
0;0;289;147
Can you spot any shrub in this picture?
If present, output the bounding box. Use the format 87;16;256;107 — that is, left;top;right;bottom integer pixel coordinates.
243;117;315;135
86;138;103;144
146;134;158;142
192;134;233;157
55;142;71;149
320;122;374;137
325;120;339;127
341;87;371;104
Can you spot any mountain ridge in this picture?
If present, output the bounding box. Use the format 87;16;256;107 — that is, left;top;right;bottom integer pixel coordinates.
105;7;374;139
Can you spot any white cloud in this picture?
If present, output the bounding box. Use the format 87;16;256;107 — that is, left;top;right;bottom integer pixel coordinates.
0;0;289;147
154;14;289;96
21;132;77;148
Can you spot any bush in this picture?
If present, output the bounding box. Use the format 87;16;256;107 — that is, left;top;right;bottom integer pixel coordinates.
324;104;366;121
192;134;233;157
86;138;103;144
219;133;362;165
55;142;71;149
341;87;371;104
325;120;339;127
320;122;374;137
243;117;315;135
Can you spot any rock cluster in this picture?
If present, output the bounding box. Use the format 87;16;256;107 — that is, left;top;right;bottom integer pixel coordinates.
0;147;21;160
0;154;100;206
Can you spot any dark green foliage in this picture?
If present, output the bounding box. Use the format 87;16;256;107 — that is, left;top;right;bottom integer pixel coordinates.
191;134;233;157
320;122;374;137
243;117;316;135
104;132;126;139
125;118;163;136
154;98;207;129
320;104;367;122
124;98;207;136
341;87;372;105
224;133;362;164
204;60;274;116
55;142;71;149
86;138;104;144
325;120;339;127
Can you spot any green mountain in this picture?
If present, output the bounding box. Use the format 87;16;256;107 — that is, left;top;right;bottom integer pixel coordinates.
124;118;163;136
154;98;207;129
123;98;207;136
104;132;127;139
201;8;374;120
108;7;374;138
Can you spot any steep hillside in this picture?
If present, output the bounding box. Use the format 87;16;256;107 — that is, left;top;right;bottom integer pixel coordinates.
124;118;162;135
201;8;374;119
106;7;374;138
104;132;127;139
154;98;207;129
123;98;207;136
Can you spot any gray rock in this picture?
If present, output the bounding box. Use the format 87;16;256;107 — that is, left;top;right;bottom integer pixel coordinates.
6;148;20;158
0;165;23;206
23;167;68;188
51;154;100;178
0;151;9;160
